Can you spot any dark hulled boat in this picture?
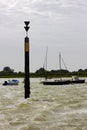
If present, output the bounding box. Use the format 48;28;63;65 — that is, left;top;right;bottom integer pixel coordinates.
42;79;70;85
42;52;71;85
70;76;85;84
42;78;85;85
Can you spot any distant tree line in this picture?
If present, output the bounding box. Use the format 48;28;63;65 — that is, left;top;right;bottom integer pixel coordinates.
0;66;87;78
34;67;87;78
0;66;24;78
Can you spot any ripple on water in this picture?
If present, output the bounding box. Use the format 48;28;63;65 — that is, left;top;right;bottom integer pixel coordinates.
0;79;87;130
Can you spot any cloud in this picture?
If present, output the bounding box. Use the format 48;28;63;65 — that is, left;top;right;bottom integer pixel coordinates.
0;0;85;14
0;0;87;22
0;0;87;72
0;0;87;35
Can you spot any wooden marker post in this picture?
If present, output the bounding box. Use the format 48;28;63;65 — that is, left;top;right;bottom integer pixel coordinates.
24;21;30;98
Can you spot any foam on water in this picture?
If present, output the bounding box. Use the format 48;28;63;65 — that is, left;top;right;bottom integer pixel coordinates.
0;78;87;130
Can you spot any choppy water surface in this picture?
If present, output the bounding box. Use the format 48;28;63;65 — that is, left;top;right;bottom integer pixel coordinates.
0;78;87;130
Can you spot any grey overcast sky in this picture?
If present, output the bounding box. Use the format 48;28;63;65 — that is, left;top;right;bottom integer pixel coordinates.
0;0;87;72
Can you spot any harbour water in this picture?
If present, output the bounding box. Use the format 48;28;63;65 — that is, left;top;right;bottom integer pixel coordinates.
0;78;87;130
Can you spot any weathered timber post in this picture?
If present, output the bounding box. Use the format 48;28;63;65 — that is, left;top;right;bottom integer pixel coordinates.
24;21;30;98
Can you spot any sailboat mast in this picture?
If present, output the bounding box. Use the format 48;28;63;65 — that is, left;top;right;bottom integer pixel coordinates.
45;47;48;80
59;52;61;70
46;47;48;71
59;52;62;79
43;47;48;80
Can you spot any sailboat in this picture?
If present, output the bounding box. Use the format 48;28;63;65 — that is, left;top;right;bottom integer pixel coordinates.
42;52;70;85
42;52;85;85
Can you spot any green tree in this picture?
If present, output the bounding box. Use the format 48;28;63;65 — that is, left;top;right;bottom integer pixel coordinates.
3;66;14;75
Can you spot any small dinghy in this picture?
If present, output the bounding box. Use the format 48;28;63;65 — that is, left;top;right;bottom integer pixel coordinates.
3;80;19;85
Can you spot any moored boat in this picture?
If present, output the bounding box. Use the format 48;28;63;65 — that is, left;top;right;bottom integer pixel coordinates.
42;52;71;85
42;79;70;85
3;79;19;85
70;76;85;84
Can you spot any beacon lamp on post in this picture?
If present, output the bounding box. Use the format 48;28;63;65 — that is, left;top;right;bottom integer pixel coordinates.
24;21;30;98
